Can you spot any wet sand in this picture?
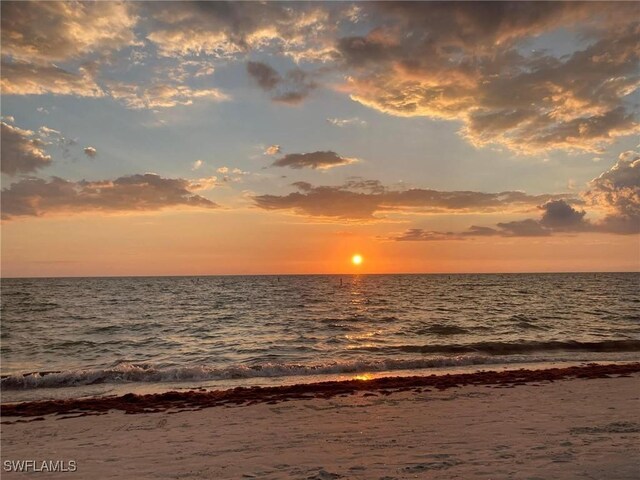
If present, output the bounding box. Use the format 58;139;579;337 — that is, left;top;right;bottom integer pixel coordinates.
2;364;639;479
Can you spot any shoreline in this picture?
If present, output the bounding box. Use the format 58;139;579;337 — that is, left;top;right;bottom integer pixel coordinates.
3;362;639;420
2;369;638;479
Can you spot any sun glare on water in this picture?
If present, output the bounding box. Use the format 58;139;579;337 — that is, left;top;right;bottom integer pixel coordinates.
351;254;363;266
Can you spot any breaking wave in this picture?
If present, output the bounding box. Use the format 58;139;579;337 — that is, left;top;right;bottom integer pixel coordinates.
4;337;640;391
1;354;538;390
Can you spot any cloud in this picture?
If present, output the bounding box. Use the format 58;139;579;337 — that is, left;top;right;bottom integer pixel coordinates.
246;61;316;104
399;149;640;238
187;176;219;191
1;121;52;176
391;229;462;242
2;61;228;109
392;200;587;241
1;174;218;220
36;125;77;158
494;219;551;237
272;151;357;170
1;60;227;110
475;200;589;237
2;2;637;153
0;4;231;110
584;150;640;234
144;2;337;60
38;126;61;137
1;61;104;97
1;1;138;63
214;167;248;183
264;145;281;155
253;179;569;219
192;159;204;170
83;147;97;158
538;199;587;231
247;61;280;90
1;2;640;154
326;117;367;127
106;82;228;109
393;219;551;240
392;178;637;241
335;2;640;153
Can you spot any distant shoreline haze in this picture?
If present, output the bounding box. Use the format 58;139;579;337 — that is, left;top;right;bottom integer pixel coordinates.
2;270;640;280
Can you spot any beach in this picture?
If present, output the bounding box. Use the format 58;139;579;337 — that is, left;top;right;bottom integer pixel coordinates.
2;0;640;477
2;364;639;479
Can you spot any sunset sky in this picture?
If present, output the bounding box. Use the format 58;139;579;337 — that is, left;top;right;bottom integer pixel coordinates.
1;1;639;276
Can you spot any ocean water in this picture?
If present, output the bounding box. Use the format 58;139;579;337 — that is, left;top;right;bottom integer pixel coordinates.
2;273;639;402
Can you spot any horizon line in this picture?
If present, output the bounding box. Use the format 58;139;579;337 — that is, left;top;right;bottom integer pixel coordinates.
2;270;639;280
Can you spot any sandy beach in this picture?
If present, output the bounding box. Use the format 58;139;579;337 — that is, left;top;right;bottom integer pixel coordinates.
2;365;639;479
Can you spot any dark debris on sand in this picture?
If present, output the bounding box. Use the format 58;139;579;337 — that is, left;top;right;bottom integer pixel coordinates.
2;363;639;422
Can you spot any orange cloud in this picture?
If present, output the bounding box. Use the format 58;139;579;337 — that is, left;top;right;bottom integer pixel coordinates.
1;1;138;63
1;62;104;97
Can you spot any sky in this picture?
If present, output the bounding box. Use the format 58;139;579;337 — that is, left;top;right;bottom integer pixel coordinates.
1;1;639;277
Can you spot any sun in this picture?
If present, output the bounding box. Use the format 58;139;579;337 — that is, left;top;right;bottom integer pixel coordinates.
351;254;363;266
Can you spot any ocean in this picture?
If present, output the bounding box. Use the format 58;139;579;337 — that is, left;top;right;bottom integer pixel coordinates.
2;273;639;402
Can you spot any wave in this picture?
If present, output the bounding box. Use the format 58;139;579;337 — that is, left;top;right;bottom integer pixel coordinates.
1;354;538;390
3;339;638;391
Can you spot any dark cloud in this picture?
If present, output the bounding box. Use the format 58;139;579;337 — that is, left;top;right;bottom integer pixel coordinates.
1;174;218;220
246;61;317;104
255;186;379;220
336;2;640;153
247;61;280;90
539;199;588;231
394;218;552;240
392;188;637;240
495;219;551;237
392;229;461;242
253;179;569;220
272;151;356;170
394;217;555;241
1;121;52;176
